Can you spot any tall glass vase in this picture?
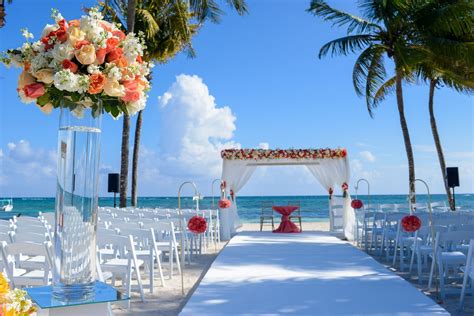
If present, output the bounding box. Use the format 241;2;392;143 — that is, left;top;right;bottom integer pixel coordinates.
52;104;102;302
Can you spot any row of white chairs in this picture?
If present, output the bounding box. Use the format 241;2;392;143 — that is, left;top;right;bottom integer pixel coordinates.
357;208;474;310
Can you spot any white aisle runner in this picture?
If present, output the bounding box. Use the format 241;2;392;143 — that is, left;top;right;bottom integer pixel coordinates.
181;232;448;315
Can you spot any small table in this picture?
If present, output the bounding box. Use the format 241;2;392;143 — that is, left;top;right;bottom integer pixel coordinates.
272;206;300;233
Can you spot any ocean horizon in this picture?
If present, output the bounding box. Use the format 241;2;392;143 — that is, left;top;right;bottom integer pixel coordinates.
2;194;473;223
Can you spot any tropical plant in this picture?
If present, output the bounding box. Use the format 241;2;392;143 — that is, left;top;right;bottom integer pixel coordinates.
103;0;248;207
308;0;423;201
372;0;474;210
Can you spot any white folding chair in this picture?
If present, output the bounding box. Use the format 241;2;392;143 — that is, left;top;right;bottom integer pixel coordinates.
460;239;474;309
118;227;166;292
1;240;52;288
97;234;145;307
142;221;181;279
428;231;474;299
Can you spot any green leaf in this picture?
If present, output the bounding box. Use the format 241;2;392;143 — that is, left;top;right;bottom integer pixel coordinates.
36;93;51;106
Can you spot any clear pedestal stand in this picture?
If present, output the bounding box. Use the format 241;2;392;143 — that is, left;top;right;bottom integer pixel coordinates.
26;282;128;316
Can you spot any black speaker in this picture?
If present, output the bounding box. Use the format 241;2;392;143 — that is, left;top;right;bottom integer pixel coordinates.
447;167;459;187
108;173;120;193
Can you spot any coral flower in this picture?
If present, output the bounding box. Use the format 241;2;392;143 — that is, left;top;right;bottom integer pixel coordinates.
23;83;45;98
62;59;78;73
88;73;106;94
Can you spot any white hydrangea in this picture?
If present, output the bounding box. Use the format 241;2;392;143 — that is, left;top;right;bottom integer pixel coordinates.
88;7;104;21
21;28;34;40
30;53;49;73
126;94;147;115
122;34;143;64
104;63;122;80
51;43;74;62
31;40;46;53
76;75;90;94
87;64;100;74
51;8;64;23
80;15;102;44
48;59;62;71
53;69;79;92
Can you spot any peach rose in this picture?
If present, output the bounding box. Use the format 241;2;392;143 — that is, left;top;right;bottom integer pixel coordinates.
103;78;125;97
88;73;106;94
68;26;86;46
18;71;36;89
33;69;54;84
106;47;123;62
69;19;80;27
95;48;107;65
62;59;78;73
100;21;113;32
75;44;96;65
36;102;53;114
23;83;45;98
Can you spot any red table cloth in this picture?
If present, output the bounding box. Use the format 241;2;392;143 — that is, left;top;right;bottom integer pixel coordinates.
272;206;300;233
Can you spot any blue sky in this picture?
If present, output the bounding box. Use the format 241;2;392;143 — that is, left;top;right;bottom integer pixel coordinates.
0;0;472;198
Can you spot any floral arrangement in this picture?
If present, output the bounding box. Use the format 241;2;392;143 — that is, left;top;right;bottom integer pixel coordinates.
0;273;37;316
1;8;152;118
401;215;422;232
221;148;347;161
342;182;349;198
218;199;231;209
187;216;207;234
328;187;333;199
351;199;364;209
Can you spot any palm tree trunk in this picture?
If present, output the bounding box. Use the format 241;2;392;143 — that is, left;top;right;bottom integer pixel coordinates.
131;110;143;207
119;115;130;207
395;69;416;203
428;79;455;210
119;0;137;208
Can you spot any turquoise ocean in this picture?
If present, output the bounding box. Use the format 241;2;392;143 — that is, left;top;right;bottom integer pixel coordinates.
1;194;473;222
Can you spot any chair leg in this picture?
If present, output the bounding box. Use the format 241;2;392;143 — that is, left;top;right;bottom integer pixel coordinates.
460;270;470;310
417;251;423;285
299;218;302;232
428;256;436;289
155;251;165;287
260;218;263;232
149;256;154;294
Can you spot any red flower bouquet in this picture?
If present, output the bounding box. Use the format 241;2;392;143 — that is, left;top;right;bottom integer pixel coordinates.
351;199;364;209
187;216;207;234
218;199;231;209
401;215;422;232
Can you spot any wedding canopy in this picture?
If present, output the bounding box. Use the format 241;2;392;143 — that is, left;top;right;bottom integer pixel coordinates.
219;148;355;240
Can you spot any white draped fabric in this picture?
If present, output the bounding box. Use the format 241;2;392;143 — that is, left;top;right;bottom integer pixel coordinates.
220;155;355;241
220;160;257;240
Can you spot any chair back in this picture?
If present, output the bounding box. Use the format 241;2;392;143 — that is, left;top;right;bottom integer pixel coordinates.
434;231;474;252
288;201;301;216
261;201;274;217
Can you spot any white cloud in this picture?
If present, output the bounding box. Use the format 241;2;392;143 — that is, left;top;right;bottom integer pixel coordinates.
0;140;57;196
157;74;240;179
258;142;270;150
359;151;375;162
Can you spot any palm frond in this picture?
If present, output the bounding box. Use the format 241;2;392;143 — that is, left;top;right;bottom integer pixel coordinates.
190;0;224;23
319;34;373;59
364;47;387;116
136;8;160;37
225;0;248;16
372;75;396;110
308;0;381;34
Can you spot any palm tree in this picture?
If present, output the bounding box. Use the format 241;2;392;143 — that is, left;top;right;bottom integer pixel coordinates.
103;0;248;207
373;0;474;210
308;0;421;201
0;0;12;28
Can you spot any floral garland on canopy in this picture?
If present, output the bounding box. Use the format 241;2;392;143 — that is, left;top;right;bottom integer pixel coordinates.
221;148;347;161
1;8;152;118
